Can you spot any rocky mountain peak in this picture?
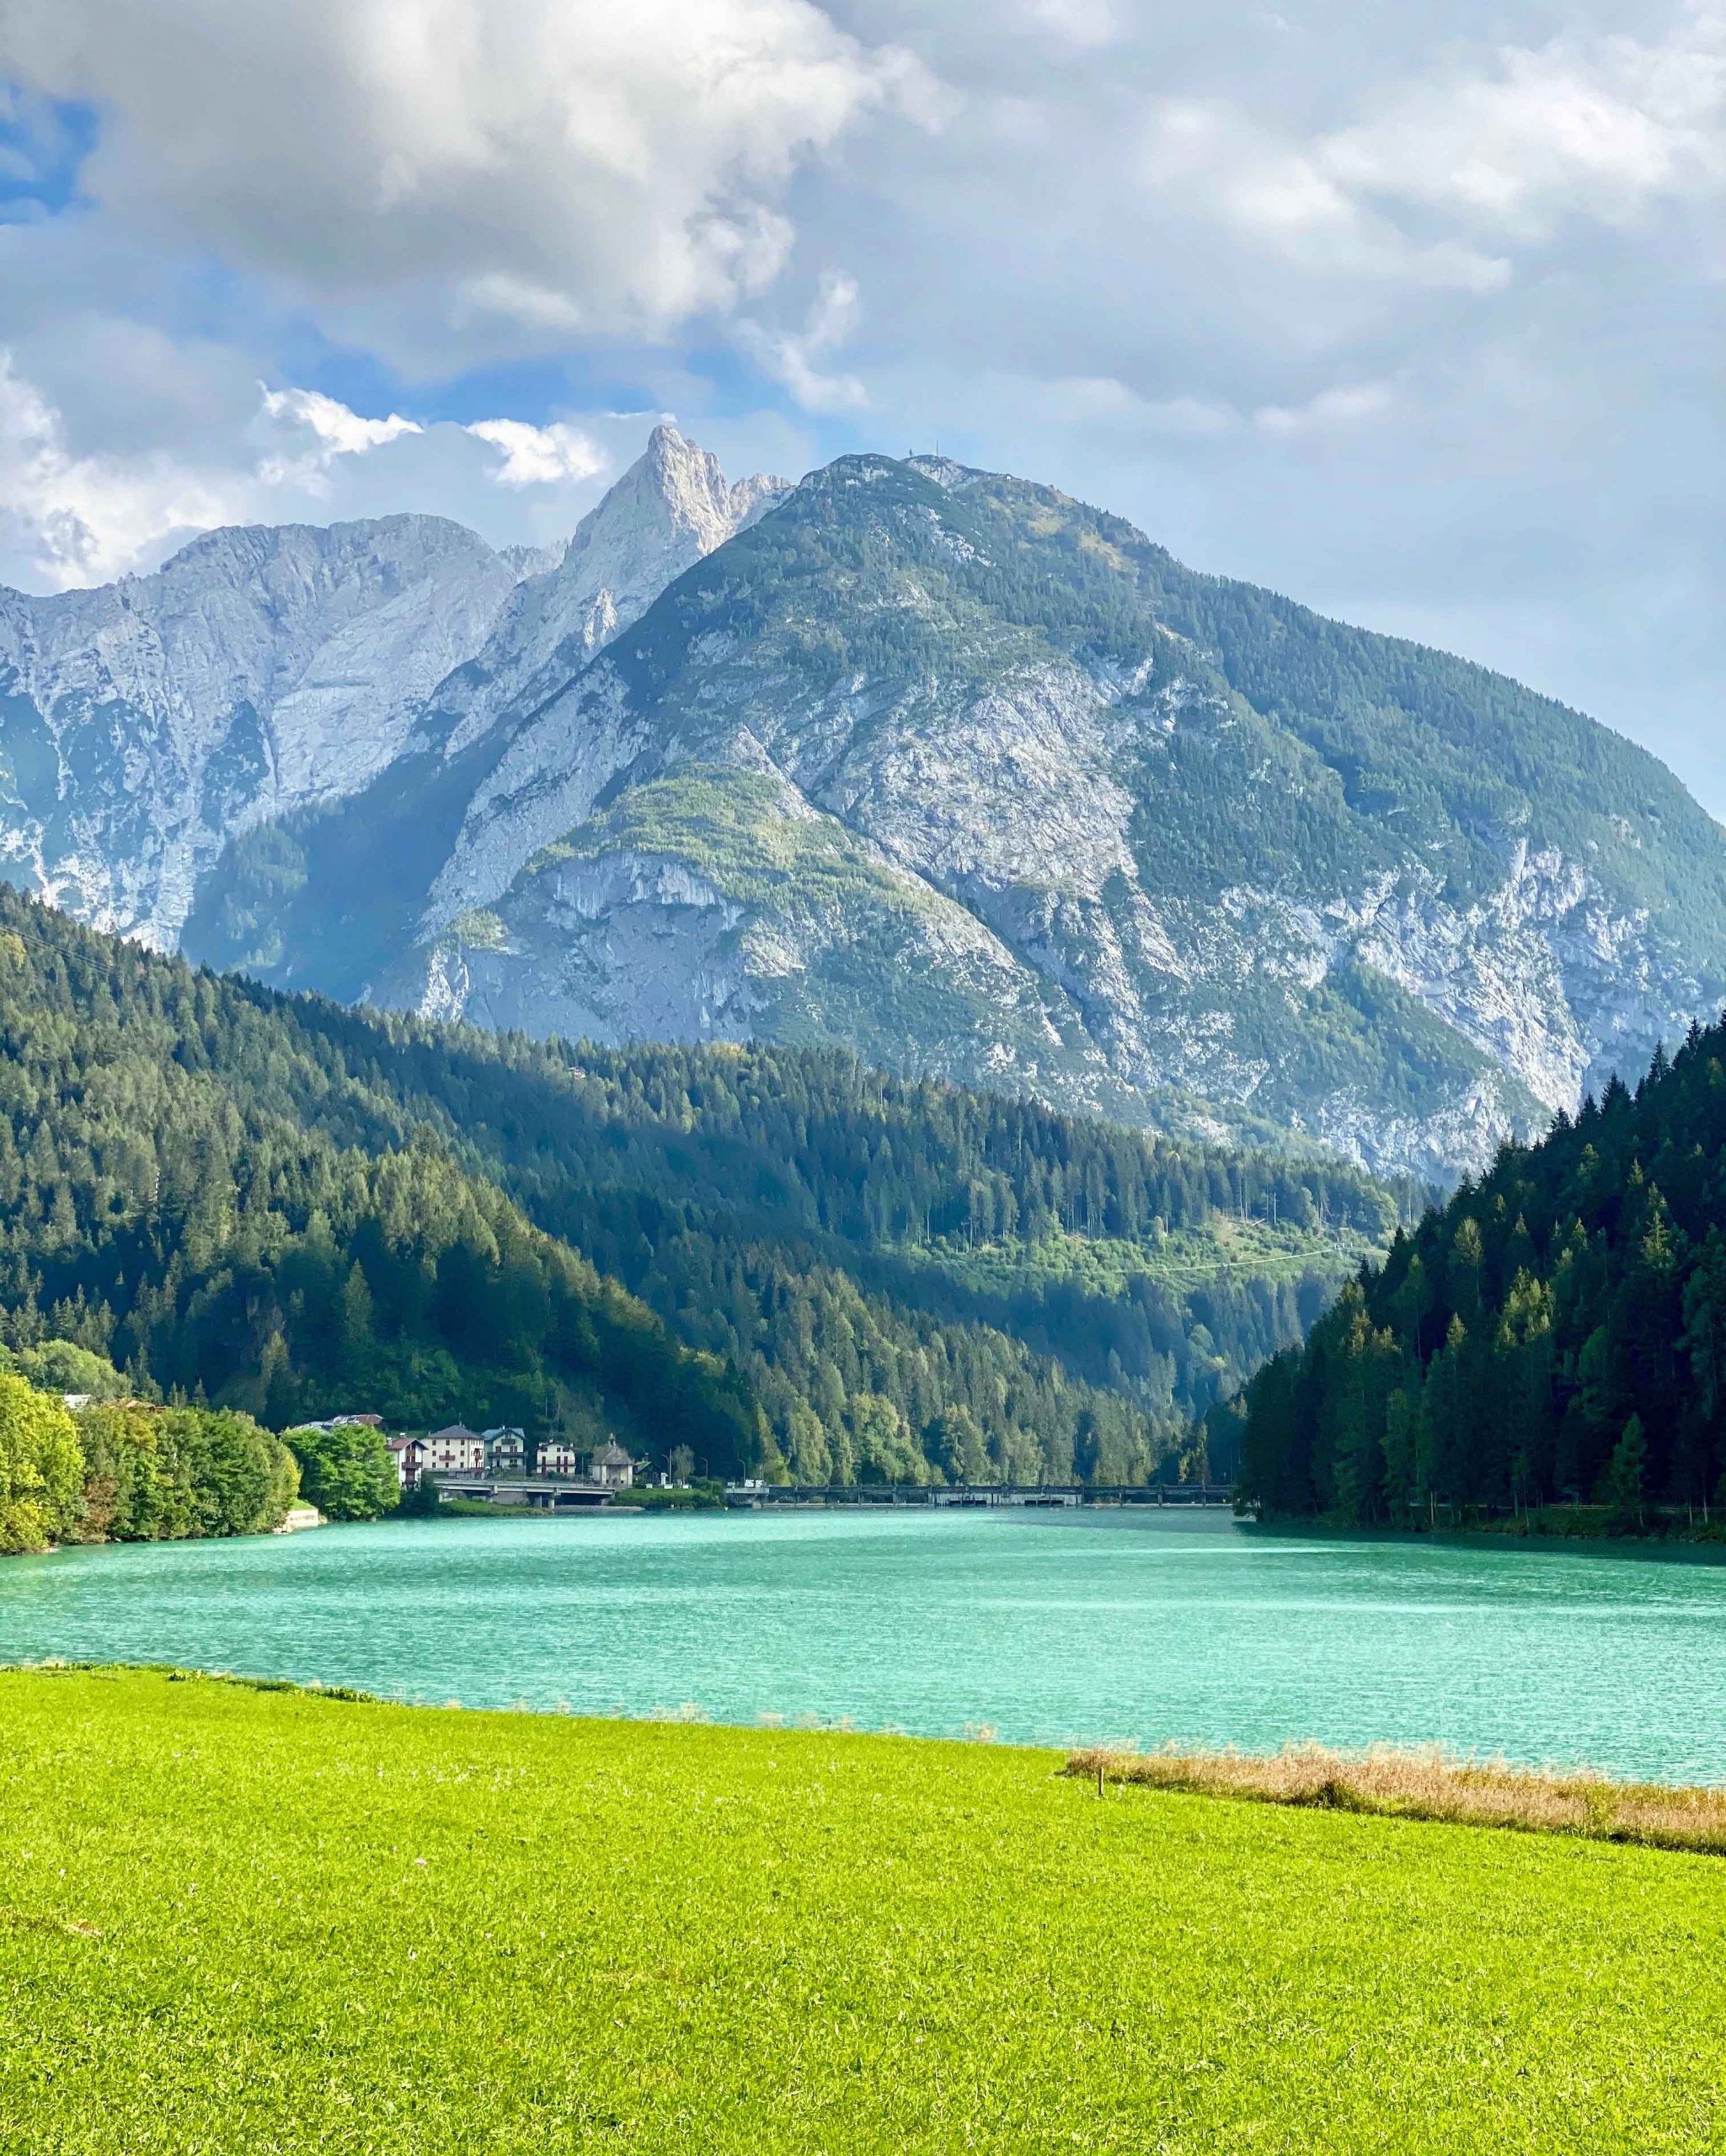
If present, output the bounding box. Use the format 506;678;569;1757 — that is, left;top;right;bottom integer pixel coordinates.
420;425;792;763
558;424;789;611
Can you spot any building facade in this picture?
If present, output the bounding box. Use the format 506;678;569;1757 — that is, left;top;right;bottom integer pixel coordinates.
590;1441;634;1490
483;1426;526;1473
390;1423;487;1489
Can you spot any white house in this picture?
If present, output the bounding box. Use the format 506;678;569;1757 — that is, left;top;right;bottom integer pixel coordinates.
424;1423;487;1474
391;1423;487;1489
537;1435;580;1478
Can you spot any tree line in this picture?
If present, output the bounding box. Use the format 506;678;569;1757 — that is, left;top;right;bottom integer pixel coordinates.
0;1358;301;1556
1237;1020;1726;1524
0;887;1383;1486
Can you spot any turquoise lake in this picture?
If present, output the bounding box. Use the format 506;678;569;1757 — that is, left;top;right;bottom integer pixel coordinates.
3;1508;1724;1780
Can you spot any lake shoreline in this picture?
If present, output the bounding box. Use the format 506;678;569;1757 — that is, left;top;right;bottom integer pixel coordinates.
8;1508;1726;1782
1244;1516;1726;1566
15;1660;1726;1826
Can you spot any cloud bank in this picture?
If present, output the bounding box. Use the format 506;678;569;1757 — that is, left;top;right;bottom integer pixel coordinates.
0;0;1718;802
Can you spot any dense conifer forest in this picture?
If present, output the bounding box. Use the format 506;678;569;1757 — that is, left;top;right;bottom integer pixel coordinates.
0;887;1391;1485
1238;1020;1726;1523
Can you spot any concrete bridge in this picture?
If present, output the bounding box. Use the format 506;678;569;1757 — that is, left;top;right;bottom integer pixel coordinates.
435;1475;615;1510
725;1482;1236;1510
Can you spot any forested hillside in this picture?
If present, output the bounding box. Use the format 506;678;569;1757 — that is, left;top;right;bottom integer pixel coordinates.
0;887;1392;1484
0;894;763;1475
1237;1020;1726;1523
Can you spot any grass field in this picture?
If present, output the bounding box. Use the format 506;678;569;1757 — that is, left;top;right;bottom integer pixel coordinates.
3;1668;1725;2154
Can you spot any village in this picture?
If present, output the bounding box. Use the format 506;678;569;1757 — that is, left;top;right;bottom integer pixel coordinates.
293;1416;642;1510
396;1423;639;1508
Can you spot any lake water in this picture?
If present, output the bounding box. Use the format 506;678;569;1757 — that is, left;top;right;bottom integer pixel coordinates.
3;1508;1725;1780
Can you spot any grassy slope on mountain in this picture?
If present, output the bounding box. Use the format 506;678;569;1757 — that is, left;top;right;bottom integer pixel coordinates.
901;1218;1383;1300
5;1668;1724;2156
517;765;1106;1089
1237;1020;1726;1524
4;889;1400;1481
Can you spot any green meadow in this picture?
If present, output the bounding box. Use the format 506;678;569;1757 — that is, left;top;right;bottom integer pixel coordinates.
2;1668;1723;2155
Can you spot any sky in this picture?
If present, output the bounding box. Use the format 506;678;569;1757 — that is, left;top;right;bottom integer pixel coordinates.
0;0;1720;806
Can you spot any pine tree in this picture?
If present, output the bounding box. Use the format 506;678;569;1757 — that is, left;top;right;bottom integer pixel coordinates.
1606;1416;1648;1525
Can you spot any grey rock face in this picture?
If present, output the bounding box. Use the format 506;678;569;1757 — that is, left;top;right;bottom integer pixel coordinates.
5;432;1716;1182
0;515;516;944
0;426;787;953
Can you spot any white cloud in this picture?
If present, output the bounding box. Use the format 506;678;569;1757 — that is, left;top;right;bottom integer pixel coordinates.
455;274;588;336
1019;0;1120;48
738;270;868;413
1325;8;1726;237
1253;381;1396;435
1137;8;1724;286
257;386;421;487
0;353;245;587
1043;377;1239;438
1140;100;1510;290
0;0;933;356
465;419;607;487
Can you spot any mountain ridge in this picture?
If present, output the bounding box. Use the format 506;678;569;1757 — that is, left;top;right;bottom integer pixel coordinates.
360;450;1721;1178
0;425;786;951
4;430;1718;1180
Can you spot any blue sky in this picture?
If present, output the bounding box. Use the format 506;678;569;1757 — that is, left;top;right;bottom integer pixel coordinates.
0;0;1720;808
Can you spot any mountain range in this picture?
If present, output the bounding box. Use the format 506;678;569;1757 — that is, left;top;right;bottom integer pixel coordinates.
3;423;1718;1181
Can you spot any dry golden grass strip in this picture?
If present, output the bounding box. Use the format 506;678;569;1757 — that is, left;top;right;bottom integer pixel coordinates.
1065;1741;1726;1854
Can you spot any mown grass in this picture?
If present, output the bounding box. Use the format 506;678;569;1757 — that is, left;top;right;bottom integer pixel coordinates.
3;1668;1726;2153
1069;1741;1726;1854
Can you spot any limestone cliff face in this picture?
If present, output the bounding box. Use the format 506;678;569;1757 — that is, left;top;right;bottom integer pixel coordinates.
0;425;785;950
0;515;517;945
387;455;1722;1181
